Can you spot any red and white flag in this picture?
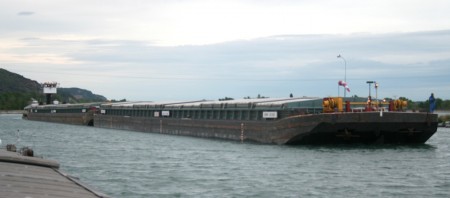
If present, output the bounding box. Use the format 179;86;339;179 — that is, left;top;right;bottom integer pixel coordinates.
338;80;351;92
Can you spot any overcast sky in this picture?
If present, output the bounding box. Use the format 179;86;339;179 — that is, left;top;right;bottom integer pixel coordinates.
1;0;450;101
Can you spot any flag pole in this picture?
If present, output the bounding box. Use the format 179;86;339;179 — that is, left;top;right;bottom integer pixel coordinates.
337;54;347;98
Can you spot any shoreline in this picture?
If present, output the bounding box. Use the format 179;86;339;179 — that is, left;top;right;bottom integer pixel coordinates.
0;110;24;114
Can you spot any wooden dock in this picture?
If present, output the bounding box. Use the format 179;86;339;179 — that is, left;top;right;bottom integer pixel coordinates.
0;148;109;198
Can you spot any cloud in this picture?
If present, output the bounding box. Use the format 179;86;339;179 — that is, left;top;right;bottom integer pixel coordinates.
2;1;450;101
2;30;450;101
2;1;450;46
368;52;450;65
17;11;34;16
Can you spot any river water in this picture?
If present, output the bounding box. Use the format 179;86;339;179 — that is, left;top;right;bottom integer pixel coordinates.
1;114;449;197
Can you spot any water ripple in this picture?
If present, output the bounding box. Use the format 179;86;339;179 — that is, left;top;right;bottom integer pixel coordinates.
1;114;449;198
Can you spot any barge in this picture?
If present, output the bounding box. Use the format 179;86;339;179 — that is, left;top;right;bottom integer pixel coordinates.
24;97;438;144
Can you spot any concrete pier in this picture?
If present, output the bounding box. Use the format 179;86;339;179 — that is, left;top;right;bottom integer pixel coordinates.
0;148;109;198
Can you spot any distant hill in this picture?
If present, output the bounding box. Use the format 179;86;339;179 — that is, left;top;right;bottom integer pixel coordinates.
0;68;41;93
57;87;107;103
0;68;107;110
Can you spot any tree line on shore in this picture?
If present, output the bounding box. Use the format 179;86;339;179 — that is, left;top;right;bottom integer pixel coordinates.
0;92;105;110
399;97;450;111
0;92;41;110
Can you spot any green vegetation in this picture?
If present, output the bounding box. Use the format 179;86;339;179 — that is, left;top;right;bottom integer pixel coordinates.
0;68;41;93
415;98;450;110
219;97;234;101
56;88;107;103
0;90;107;110
1;68;107;110
0;92;41;110
397;96;450;111
243;94;269;99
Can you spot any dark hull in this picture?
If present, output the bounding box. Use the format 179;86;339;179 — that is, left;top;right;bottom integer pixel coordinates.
25;112;94;126
93;112;438;144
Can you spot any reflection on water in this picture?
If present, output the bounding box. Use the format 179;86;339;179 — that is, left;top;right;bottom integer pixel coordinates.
288;142;438;150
